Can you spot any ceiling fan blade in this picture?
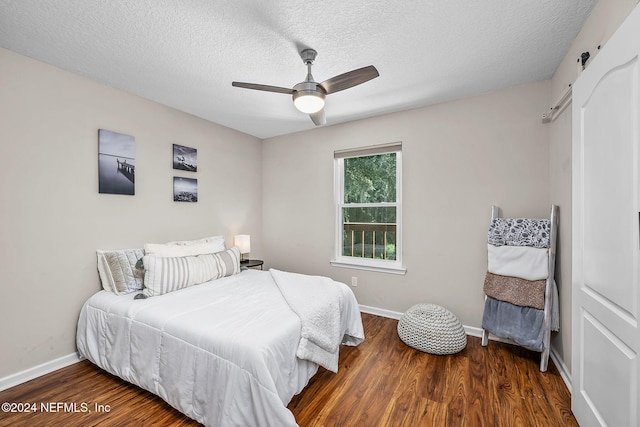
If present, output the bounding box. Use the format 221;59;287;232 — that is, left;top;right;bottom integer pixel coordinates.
309;109;326;126
232;81;294;94
320;65;379;94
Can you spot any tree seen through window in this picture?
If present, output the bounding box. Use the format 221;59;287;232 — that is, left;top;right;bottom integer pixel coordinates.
342;153;397;260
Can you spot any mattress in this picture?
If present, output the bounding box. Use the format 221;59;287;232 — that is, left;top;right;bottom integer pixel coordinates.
76;269;364;426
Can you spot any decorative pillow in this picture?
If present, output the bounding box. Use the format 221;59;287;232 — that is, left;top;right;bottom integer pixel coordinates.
144;240;222;257
97;248;145;294
142;247;241;297
212;246;241;277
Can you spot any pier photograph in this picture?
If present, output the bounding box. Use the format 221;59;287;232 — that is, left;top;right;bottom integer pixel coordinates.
172;144;197;172
98;129;135;195
173;176;197;202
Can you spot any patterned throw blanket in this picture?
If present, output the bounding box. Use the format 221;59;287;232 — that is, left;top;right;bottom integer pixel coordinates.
488;218;551;248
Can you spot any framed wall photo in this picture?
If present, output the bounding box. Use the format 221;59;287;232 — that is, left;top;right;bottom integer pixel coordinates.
98;129;135;195
173;144;197;172
173;177;198;202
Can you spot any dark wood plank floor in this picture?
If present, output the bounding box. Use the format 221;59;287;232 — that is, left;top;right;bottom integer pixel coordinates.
0;313;576;426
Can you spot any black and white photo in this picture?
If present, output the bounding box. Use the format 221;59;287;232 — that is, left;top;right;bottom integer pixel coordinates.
173;144;197;172
98;129;135;195
173;177;197;202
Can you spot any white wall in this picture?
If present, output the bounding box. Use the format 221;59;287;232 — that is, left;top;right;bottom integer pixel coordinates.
548;0;638;374
262;80;550;330
0;47;263;378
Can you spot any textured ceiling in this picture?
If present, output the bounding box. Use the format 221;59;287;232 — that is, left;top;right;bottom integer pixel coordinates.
0;0;595;139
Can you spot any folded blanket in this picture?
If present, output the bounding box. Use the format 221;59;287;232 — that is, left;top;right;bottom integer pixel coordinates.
483;272;546;310
482;297;546;351
487;244;549;281
488;217;551;248
482;278;559;351
270;269;344;373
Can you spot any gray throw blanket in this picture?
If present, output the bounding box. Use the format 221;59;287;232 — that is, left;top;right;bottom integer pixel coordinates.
482;297;546;351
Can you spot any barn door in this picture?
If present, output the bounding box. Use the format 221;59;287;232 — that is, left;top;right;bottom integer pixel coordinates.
572;5;640;427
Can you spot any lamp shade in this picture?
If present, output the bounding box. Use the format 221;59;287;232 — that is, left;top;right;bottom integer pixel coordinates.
234;235;251;254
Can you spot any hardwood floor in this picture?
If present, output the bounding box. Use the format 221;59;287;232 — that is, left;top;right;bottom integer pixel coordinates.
0;313;576;426
289;313;576;427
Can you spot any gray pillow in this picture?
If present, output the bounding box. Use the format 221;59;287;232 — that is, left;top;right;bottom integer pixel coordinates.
97;248;145;294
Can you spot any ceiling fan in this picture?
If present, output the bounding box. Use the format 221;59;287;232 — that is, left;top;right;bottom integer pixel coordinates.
232;49;379;126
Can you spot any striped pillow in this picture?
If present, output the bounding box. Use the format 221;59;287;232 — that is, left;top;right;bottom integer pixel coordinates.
212;246;242;277
142;247;241;297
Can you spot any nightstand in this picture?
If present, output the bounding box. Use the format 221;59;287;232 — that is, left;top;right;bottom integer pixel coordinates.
240;259;264;270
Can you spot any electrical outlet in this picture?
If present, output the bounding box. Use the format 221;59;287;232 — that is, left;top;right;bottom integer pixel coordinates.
351;277;358;287
541;112;551;123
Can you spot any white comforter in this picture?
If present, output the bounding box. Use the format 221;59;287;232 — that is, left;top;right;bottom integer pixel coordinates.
76;269;364;427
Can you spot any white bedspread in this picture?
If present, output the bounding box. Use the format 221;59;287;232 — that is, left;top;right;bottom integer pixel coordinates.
76;269;364;427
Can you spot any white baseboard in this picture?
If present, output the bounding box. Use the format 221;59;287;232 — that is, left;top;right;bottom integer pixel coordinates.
550;347;572;393
463;325;484;338
359;304;403;320
360;304;573;392
0;353;81;392
360;304;499;340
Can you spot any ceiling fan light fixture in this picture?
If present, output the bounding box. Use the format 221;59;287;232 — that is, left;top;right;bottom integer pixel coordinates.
292;81;326;114
293;92;325;114
232;48;378;125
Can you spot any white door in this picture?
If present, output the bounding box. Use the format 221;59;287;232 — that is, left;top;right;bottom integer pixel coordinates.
572;5;640;427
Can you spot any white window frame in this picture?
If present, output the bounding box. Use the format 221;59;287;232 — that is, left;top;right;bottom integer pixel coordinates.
330;142;406;275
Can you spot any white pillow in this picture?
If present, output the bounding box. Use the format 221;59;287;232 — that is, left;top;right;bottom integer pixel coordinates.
142;247;241;297
144;238;224;257
144;236;225;257
167;235;225;250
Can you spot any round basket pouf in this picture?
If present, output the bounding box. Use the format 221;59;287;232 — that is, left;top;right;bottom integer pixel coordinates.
397;304;467;355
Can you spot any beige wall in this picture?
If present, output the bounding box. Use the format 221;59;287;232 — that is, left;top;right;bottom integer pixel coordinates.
262;80;551;330
548;0;638;374
261;0;638;378
2;0;637;385
0;47;263;378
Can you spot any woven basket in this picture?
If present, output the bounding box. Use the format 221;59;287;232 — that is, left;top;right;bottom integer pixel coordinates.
397;304;467;355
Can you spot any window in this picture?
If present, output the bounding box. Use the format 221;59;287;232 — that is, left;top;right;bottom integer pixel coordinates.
331;142;405;274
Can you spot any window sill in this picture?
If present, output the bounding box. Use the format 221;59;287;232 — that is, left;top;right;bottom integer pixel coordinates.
330;259;407;275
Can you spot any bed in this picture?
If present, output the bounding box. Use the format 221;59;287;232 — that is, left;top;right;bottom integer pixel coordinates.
77;267;364;427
